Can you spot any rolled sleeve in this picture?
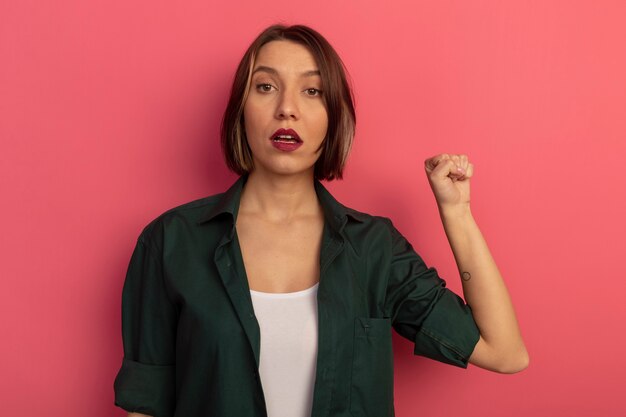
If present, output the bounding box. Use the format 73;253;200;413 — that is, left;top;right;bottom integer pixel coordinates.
383;220;480;368
411;287;480;368
113;234;177;416
114;358;175;416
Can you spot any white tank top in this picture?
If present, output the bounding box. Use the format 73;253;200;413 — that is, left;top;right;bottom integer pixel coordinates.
250;283;319;417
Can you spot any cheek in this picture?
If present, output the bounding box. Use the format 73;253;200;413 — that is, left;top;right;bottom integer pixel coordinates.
243;105;261;136
318;112;329;138
243;98;270;130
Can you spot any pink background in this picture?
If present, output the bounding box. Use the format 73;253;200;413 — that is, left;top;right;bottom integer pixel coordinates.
2;1;625;416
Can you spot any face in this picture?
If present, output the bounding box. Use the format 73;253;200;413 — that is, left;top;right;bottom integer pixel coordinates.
243;40;328;178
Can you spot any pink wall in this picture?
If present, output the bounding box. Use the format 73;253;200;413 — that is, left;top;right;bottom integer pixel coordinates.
2;1;625;415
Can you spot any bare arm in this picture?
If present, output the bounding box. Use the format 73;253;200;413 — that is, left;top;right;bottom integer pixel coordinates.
440;205;529;373
425;153;529;374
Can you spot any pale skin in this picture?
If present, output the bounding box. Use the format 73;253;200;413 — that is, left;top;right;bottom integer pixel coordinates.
126;38;527;417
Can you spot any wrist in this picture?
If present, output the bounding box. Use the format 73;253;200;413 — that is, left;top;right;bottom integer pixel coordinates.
438;202;472;220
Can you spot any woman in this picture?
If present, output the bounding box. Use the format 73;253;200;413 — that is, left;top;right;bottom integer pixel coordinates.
114;24;528;417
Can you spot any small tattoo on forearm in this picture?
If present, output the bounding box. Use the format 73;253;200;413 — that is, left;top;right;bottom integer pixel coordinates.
462;271;472;281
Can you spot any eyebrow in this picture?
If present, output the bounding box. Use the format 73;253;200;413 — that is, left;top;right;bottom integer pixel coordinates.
252;65;321;77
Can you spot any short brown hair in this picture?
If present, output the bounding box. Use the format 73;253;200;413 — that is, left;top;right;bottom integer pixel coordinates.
220;24;356;181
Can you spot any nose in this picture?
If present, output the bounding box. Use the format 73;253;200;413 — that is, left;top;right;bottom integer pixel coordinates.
275;89;299;120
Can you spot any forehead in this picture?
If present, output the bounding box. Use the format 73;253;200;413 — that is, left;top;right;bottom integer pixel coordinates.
253;40;319;75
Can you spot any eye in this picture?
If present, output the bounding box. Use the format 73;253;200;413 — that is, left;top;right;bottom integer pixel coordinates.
305;88;323;97
255;83;275;93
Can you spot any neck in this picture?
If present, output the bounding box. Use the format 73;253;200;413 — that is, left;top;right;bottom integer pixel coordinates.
238;170;322;223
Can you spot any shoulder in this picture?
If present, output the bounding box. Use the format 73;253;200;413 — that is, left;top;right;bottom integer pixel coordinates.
339;203;419;263
315;179;396;236
341;203;399;242
137;191;226;246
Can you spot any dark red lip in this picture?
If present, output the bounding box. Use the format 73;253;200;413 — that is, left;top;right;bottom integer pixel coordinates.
270;128;302;142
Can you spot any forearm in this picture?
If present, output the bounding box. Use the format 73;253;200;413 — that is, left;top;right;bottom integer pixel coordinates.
439;204;528;370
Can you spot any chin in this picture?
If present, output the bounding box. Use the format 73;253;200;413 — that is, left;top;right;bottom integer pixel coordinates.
257;165;315;178
251;156;318;178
